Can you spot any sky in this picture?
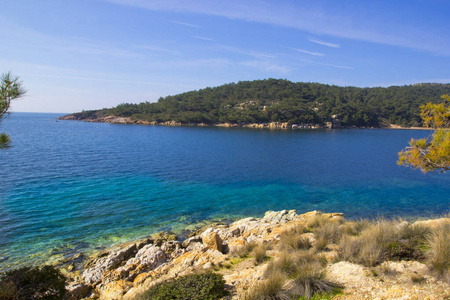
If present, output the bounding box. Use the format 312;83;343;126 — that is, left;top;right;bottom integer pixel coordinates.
1;0;449;113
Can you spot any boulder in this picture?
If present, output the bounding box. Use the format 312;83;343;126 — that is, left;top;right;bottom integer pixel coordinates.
65;282;91;300
161;240;182;253
125;244;167;269
182;236;202;248
82;244;137;285
202;231;223;253
99;280;133;300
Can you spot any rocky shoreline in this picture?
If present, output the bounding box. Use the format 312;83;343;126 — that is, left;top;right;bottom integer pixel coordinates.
58;115;381;129
56;210;449;299
58;114;436;130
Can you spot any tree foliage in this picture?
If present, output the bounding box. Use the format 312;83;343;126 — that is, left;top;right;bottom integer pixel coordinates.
0;72;27;148
398;95;450;173
67;79;450;128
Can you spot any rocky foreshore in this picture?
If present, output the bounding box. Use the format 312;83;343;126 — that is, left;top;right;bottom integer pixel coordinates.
56;210;450;300
58;115;333;129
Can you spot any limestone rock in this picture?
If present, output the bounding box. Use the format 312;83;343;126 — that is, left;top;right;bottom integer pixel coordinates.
203;231;223;252
181;236;201;248
99;280;133;300
65;282;91;300
161;240;182;253
82;244;137;285
125;244;167;269
151;231;177;246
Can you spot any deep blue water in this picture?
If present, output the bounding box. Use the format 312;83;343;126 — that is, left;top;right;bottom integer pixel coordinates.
0;112;449;269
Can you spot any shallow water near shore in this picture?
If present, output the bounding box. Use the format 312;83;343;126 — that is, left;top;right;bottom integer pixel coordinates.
0;113;449;270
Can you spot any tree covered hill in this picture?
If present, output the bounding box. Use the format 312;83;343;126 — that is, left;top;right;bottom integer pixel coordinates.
65;79;450;127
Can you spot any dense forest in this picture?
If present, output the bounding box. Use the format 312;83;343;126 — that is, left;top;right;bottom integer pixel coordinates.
69;79;450;127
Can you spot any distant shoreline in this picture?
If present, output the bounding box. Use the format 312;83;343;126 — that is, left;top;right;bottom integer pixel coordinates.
58;114;437;131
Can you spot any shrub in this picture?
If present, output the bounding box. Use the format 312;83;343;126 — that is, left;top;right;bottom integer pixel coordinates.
0;265;66;300
137;272;227;300
398;224;430;242
426;224;450;275
384;240;424;261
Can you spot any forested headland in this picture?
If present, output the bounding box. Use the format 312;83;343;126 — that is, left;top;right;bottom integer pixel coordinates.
62;79;450;128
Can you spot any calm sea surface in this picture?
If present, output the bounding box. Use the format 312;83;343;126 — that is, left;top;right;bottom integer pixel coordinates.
0;112;449;269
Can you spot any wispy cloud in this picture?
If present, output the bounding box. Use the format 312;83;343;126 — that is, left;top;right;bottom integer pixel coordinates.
287;47;324;57
241;60;290;74
135;45;182;55
316;62;353;70
308;38;340;48
211;44;277;59
0;18;141;58
170;20;200;28
193;36;215;41
301;58;353;70
105;0;450;56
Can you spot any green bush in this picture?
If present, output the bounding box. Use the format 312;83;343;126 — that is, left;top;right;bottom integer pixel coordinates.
137;272;227;300
0;266;66;300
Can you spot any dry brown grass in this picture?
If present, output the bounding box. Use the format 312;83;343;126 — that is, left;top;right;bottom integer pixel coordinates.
337;218;431;267
426;223;450;275
242;270;290;300
267;251;297;277
252;244;268;265
229;241;257;258
313;221;342;251
287;258;340;299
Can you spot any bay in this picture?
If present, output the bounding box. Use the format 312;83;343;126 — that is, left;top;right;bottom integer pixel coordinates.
0;112;449;269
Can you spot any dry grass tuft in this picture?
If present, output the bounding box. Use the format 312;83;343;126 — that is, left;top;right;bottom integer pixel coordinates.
337;218;431;267
287;259;341;299
252;244;268;265
279;228;311;251
230;241;257;258
426;223;450;275
313;221;342;251
242;270;290;300
267;251;297;277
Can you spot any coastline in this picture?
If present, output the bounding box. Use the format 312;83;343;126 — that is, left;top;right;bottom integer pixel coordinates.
58;114;435;130
52;209;449;299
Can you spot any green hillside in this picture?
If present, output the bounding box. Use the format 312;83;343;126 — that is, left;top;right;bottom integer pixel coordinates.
68;79;450;127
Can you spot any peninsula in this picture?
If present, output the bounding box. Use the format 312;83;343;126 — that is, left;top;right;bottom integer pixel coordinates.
60;79;450;129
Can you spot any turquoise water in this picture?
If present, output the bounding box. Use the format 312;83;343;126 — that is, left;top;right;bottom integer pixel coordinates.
0;113;449;270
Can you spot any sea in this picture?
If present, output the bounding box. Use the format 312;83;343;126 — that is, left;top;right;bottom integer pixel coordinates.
0;112;449;270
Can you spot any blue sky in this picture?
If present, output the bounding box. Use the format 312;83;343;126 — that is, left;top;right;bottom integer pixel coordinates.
1;0;449;113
